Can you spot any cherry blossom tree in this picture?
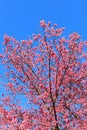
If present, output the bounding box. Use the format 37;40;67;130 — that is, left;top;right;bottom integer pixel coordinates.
0;20;87;130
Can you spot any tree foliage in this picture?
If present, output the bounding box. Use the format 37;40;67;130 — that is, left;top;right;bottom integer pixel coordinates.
0;20;87;130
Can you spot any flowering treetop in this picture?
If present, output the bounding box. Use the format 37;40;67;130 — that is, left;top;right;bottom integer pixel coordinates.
0;20;87;130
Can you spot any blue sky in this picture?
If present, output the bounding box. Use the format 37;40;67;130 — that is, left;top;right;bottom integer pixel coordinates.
0;0;87;43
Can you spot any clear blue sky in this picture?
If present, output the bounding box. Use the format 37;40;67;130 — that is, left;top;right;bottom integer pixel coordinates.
0;0;87;42
0;0;87;108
